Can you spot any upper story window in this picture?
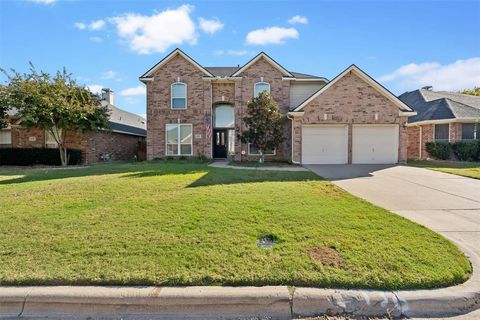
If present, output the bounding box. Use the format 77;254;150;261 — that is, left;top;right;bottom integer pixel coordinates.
171;82;187;109
213;104;235;128
254;82;270;98
434;124;449;141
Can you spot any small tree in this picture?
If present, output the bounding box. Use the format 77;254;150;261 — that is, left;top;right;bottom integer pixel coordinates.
0;65;110;166
462;87;480;96
238;92;285;163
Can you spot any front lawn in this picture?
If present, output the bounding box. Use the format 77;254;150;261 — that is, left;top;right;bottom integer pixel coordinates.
409;160;480;179
0;161;471;289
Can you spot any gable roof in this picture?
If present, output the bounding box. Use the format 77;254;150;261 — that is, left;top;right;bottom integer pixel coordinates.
399;89;480;123
140;48;214;81
102;101;146;136
231;52;294;77
291;64;415;114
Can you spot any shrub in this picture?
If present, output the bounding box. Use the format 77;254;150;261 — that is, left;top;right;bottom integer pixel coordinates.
425;141;452;160
0;148;82;166
453;141;480;161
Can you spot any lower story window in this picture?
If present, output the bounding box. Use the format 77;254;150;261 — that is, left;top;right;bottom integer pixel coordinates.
248;143;275;156
45;128;62;148
166;124;192;156
434;124;449;141
0;129;12;148
462;123;478;140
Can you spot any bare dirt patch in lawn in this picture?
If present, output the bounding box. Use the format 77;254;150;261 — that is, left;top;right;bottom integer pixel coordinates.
307;247;344;268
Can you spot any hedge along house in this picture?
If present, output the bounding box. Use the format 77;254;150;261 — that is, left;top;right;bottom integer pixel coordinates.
399;88;480;160
0;88;147;164
141;48;416;164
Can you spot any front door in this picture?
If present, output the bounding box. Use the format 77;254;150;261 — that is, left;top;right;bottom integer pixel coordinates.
213;129;228;158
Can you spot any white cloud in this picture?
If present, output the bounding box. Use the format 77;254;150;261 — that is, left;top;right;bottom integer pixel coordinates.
288;15;308;25
109;5;197;54
120;86;146;96
214;49;251;56
30;0;57;4
101;70;118;80
379;58;480;91
74;22;86;30
87;84;104;95
213;49;224;55
246;27;299;45
198;17;224;34
89;36;103;43
89;19;106;31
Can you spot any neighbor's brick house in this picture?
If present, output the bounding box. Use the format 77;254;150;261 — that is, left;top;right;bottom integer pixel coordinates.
0;89;146;164
140;49;416;164
399;89;480;160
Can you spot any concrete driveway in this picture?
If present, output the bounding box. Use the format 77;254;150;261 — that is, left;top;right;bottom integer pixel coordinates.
306;164;480;257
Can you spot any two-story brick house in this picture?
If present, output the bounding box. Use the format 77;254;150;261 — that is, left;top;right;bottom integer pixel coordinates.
141;49;416;164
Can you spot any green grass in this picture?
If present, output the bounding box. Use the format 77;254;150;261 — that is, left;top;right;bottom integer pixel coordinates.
409;160;480;179
0;160;472;289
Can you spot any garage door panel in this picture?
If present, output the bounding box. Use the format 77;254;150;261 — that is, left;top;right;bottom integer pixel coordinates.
302;126;348;164
352;125;399;164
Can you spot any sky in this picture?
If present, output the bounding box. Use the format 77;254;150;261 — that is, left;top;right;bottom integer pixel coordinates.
1;0;479;118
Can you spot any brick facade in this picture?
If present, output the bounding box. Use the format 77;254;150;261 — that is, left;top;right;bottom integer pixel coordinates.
145;51;411;163
292;71;408;163
406;122;465;160
10;126;143;164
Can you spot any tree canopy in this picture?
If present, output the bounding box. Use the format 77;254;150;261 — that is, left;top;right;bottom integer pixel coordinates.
237;92;285;162
0;64;110;165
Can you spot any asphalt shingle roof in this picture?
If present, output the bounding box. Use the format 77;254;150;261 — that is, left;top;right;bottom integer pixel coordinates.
399;89;480;123
101;101;146;136
204;66;326;80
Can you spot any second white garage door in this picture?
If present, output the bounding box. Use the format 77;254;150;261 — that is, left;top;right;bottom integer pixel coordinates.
302;125;348;164
352;125;399;164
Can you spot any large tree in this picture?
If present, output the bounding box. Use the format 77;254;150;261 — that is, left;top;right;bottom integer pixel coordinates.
238;91;285;163
0;65;110;166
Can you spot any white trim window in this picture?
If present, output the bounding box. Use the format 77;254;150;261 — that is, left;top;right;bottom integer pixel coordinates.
461;123;479;140
171;82;187;109
434;123;449;141
45;129;62;148
254;82;270;98
166;124;193;156
0;129;12;148
248;143;276;156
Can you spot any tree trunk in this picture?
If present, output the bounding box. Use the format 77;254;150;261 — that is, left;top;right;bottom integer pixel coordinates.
58;145;68;166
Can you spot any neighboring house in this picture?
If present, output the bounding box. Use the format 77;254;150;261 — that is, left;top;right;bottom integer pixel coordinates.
0;88;146;164
399;88;480;160
140;48;416;164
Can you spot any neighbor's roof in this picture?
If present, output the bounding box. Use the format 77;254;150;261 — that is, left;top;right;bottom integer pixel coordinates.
101;101;146;137
399;89;480;123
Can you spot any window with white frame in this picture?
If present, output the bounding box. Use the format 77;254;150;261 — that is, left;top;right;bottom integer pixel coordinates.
171;82;187;109
462;123;478;140
434;124;449;141
45;129;62;148
254;82;270;98
248;143;275;156
0;129;12;148
166;124;192;155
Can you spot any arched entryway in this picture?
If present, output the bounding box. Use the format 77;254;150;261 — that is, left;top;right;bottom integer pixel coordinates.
212;104;235;158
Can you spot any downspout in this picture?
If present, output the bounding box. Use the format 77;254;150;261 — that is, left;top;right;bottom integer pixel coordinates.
288;115;300;164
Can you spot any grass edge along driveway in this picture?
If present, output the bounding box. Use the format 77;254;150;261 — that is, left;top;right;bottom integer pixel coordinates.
0;161;472;290
408;160;480;180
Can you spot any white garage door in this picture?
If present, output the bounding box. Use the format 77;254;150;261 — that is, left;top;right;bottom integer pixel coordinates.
352;125;399;164
302;125;348;164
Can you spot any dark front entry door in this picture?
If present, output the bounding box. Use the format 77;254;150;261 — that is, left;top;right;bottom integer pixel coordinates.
213;129;228;158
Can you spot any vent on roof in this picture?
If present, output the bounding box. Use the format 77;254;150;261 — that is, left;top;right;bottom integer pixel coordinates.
422;86;433;91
